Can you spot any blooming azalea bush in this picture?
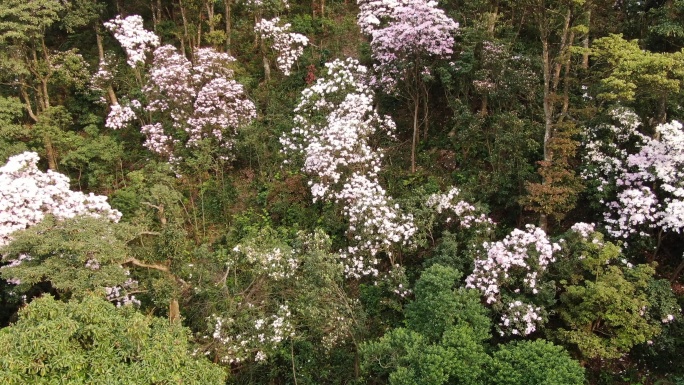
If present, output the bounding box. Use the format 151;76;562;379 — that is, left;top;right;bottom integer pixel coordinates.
465;224;559;336
358;0;459;91
0;153;142;305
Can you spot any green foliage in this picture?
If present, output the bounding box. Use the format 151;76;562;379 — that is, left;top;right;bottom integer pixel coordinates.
0;295;226;384
551;231;661;360
0;96;27;162
488;340;584;385
592;34;684;103
0;216;135;299
361;264;491;385
0;0;64;43
2;0;684;382
404;264;489;342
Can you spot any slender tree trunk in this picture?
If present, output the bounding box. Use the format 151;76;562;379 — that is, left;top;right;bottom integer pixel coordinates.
225;0;232;54
261;37;271;81
206;1;215;33
411;96;419;173
540;30;552;231
45;139;58;170
19;83;39;122
487;4;499;35
96;27;119;105
582;9;590;70
179;0;190;56
422;82;429;141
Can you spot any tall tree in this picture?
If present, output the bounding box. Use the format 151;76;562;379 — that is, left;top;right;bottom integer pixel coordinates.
358;0;459;173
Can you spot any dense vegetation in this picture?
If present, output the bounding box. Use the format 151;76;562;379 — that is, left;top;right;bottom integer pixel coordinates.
1;0;683;383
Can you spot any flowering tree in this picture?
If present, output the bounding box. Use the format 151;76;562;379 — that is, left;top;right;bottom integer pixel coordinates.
206;229;358;364
582;108;684;246
358;0;458;172
0;151;121;247
465;224;559;336
103;15;160;68
281;58;416;277
255;17;309;77
103;30;256;164
0;152;142;304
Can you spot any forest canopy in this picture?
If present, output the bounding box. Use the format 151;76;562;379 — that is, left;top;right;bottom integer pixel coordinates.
1;0;683;384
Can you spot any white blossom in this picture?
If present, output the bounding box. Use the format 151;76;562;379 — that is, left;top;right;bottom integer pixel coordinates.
104;15;160;67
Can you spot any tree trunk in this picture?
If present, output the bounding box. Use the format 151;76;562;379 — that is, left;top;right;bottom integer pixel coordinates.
45;138;58;170
411;96;419;173
422;83;429;140
261;37;271;81
225;0;232;54
582;9;590;70
96;27;118;105
179;0;190;56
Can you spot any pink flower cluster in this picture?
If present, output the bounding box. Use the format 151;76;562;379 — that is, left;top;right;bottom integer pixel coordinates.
105;102;139;129
107;45;256;159
358;0;458;91
255;17;309;76
104;15;160;67
583;108;684;238
143;46;255;156
0;152;121;247
465;225;559;335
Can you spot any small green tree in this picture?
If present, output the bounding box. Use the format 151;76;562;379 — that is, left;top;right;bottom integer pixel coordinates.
0;216;134;299
488;340;584;385
551;228;663;360
0;295;226;384
361;264;491;385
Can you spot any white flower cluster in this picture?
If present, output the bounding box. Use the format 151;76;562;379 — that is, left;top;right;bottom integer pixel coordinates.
426;187;494;228
569;222;596;239
281;58;416;278
211;304;294;364
357;0;402;35
0;254;32;284
105;102;139;130
0;152;122;247
105;276;141;307
606;187;659;238
583;108;684;238
232;244;298;280
500;301;543;336
186;77;256;147
90;53;117;101
466;225;559;304
104;15;160;67
255;17;309;76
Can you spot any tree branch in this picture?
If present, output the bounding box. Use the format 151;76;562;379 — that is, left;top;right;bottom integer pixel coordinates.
123;257;169;272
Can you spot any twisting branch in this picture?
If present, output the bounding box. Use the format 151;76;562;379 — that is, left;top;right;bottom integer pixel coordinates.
123;257;169;272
